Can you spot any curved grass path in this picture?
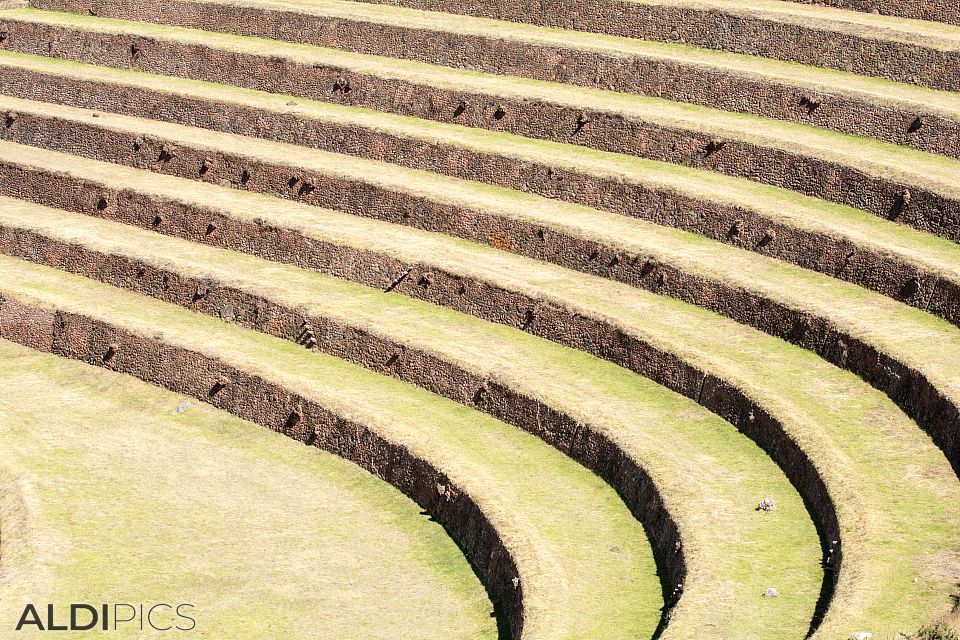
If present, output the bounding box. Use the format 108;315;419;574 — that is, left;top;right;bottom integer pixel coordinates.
641;0;960;36
352;0;960;46
1;192;958;636
754;0;960;29
0;340;497;640
0;258;665;640
0;196;825;639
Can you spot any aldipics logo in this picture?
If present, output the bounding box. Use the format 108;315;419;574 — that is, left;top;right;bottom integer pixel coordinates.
15;604;196;632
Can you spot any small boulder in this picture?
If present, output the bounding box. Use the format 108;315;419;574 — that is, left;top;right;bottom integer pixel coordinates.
758;497;778;512
849;633;873;640
763;587;779;598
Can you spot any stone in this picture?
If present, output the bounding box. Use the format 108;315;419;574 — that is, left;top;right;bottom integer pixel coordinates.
173;400;192;415
285;407;303;429
473;383;490;404
103;342;118;362
758;497;777;512
763;587;779;598
849;633;872;640
705;138;726;157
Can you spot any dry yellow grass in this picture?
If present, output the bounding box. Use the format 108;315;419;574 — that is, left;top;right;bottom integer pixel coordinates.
1;5;958;637
0;340;497;640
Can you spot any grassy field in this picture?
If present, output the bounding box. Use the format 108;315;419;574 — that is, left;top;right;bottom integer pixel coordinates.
2;8;960;196
0;194;827;637
0;256;672;640
0;340;497;639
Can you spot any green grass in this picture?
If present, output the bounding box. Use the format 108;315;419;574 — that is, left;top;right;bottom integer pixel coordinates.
3;58;960;284
0;257;669;640
3;8;960;195
0;193;827;637
0;340;496;640
56;0;960;118
1;194;956;637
